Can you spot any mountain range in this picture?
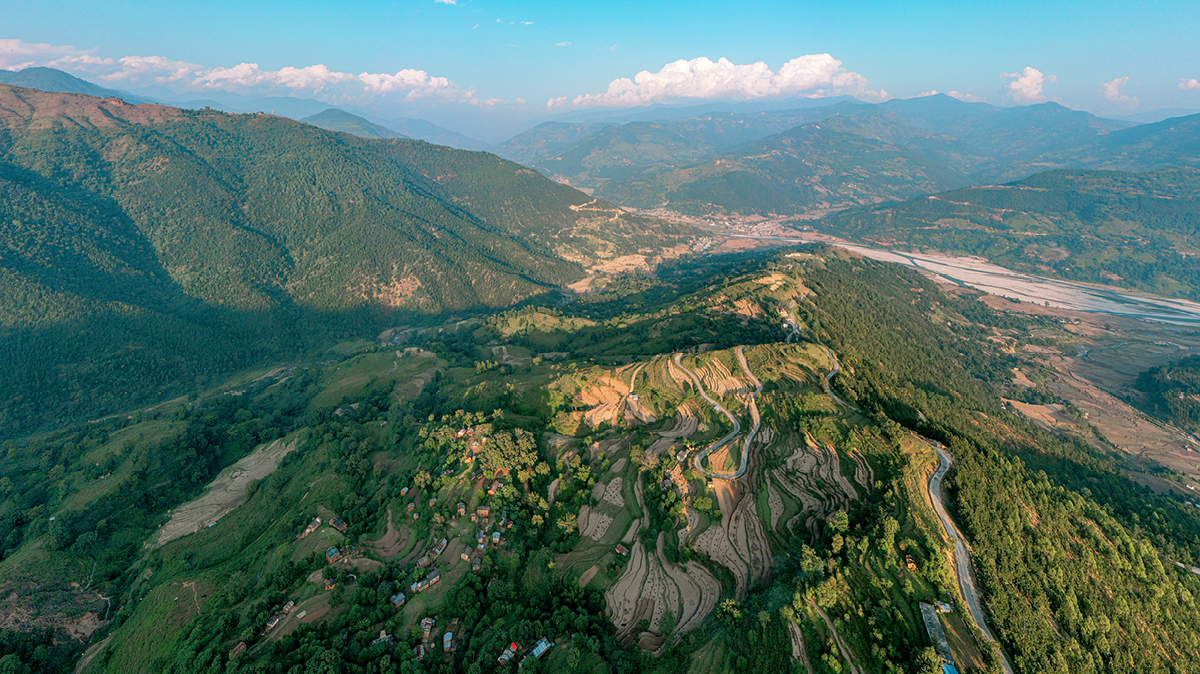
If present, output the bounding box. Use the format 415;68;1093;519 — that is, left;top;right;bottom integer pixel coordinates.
5;67;1200;674
820;166;1200;299
496;93;1200;218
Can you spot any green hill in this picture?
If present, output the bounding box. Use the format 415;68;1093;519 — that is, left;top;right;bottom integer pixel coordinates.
496;96;1156;217
819;167;1200;300
299;108;407;139
5;247;1200;674
0;66;151;103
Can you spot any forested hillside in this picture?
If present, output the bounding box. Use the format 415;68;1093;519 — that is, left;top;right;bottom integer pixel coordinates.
819;167;1200;300
603;115;976;215
492;95;1172;218
0;84;698;436
4;247;1199;674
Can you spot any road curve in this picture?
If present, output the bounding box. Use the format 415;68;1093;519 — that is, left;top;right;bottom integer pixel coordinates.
818;345;859;411
675;349;761;480
927;441;1015;674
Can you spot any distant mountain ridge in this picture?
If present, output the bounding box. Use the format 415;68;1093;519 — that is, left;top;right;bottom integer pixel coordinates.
0;66;151;103
494;94;1189;217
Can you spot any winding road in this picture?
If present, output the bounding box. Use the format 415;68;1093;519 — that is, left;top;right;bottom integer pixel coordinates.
818;345;858;411
926;441;1015;674
676;347;762;480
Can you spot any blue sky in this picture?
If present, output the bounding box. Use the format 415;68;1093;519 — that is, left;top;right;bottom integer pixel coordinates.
4;0;1200;138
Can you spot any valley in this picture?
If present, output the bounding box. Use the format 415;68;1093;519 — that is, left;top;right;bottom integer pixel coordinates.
2;70;1200;674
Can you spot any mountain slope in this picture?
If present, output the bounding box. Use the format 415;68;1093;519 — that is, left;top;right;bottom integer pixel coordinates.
604;116;974;216
7;247;1200;674
0;66;150;103
820;167;1200;299
499;95;1157;218
299;108;407;139
1074;113;1200;170
0;84;698;434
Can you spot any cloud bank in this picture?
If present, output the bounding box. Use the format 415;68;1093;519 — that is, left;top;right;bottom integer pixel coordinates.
554;55;885;108
1003;66;1055;102
0;38;478;104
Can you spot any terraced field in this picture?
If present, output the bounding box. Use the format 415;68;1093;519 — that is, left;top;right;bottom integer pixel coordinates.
553;342;884;640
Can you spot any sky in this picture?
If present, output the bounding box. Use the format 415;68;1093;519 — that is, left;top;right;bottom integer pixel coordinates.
4;0;1200;140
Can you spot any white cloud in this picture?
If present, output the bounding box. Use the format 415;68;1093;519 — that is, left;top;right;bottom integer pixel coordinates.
946;90;986;103
109;55;201;82
558;54;883;109
522;21;533;25
434;0;456;4
1181;78;1200;90
1003;66;1055;102
0;38;468;103
0;38;104;70
1101;76;1137;106
555;41;572;47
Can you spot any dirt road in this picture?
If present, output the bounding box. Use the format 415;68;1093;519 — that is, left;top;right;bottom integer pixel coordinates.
927;441;1015;674
677;349;761;480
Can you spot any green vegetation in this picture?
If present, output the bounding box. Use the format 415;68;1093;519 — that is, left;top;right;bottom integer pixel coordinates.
299;109;406;140
822;167;1200;300
605;116;974;216
1136;354;1200;429
494;95;1190;219
5;83;1200;674
0;85;697;437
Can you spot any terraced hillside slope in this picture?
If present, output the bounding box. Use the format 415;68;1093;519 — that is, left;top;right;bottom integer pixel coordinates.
5;248;1199;674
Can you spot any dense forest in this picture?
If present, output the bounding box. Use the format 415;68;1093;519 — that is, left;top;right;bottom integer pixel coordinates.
0;84;698;437
1136;354;1200;430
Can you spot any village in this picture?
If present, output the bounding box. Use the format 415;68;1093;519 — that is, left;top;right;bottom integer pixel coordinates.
223;421;563;668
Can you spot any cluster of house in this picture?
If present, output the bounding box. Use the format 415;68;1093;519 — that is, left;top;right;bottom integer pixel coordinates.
497;637;554;667
413;617;437;661
370;629;394;646
263;600;296;633
298;514;349;540
411;568;441;594
416;538;449;568
457;426;490;457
